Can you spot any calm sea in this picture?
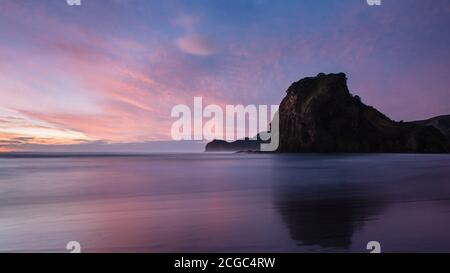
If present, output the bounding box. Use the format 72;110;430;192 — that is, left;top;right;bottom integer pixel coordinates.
0;153;449;253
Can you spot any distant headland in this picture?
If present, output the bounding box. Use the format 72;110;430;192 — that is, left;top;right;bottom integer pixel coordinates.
206;73;450;153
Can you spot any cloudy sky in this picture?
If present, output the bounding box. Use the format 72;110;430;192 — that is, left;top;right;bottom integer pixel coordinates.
0;0;449;152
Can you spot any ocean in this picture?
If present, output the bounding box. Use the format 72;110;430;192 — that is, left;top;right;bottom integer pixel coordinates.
0;153;449;253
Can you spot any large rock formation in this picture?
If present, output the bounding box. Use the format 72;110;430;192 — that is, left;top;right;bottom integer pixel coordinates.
277;73;449;153
205;73;449;153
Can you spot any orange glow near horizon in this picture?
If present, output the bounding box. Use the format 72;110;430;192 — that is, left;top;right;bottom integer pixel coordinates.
0;147;16;153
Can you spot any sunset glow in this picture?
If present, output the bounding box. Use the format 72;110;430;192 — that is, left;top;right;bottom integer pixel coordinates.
1;0;449;151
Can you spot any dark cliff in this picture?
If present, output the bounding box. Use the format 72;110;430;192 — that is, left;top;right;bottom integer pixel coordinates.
205;73;449;153
277;73;449;153
411;115;450;141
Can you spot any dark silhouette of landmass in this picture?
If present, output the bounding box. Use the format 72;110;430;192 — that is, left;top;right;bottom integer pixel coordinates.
206;73;449;153
205;138;260;152
205;135;269;152
411;115;450;141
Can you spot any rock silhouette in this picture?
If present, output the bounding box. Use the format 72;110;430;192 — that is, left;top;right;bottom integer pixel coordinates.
278;73;448;153
205;138;262;152
206;73;449;153
412;115;450;141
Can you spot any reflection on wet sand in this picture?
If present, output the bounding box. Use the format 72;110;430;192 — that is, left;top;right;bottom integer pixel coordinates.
271;154;450;252
275;193;386;249
0;153;450;252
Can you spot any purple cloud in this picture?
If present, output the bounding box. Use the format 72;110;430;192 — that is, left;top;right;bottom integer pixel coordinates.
175;35;216;56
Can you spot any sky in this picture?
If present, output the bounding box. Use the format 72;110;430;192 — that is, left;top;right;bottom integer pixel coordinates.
0;0;449;152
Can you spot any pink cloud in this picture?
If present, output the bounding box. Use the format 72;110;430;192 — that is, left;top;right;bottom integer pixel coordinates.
175;35;216;56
